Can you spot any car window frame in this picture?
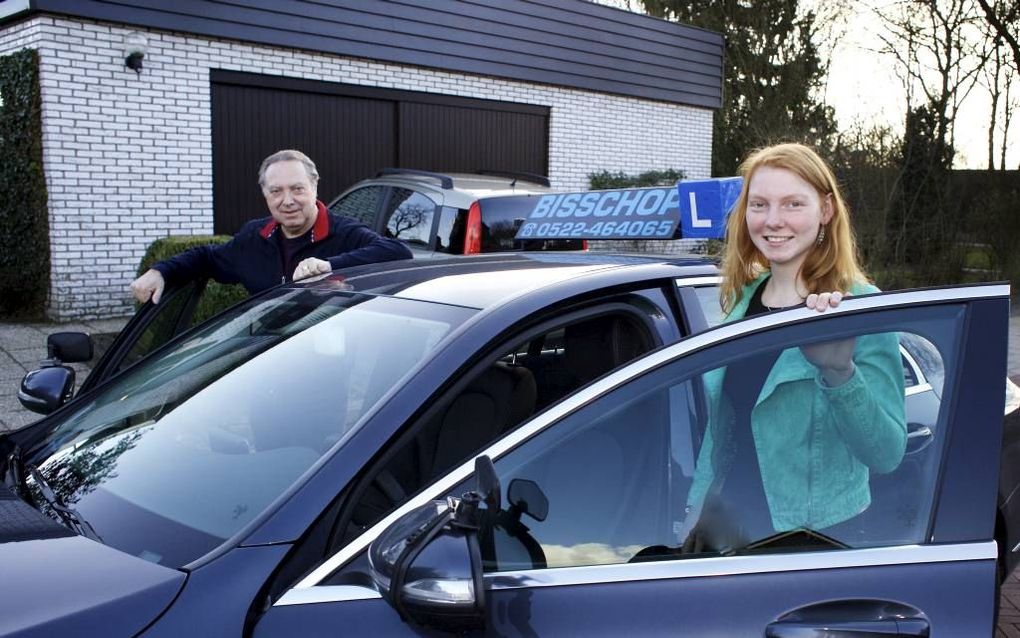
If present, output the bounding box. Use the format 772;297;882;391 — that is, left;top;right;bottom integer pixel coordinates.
273;283;1011;608
80;280;208;394
674;276;722;334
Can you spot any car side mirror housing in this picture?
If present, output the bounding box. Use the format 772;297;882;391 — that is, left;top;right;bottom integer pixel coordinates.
369;459;502;631
19;366;76;414
47;332;93;363
369;495;485;631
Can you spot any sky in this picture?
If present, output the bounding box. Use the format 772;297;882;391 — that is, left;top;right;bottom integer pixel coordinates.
599;0;1019;169
821;2;1019;170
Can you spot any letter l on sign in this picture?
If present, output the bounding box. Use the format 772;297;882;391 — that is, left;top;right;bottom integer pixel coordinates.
688;192;711;228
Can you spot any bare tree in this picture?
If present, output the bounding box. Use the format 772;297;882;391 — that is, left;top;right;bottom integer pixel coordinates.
388;205;427;240
977;0;1020;75
981;33;1018;169
872;0;990;152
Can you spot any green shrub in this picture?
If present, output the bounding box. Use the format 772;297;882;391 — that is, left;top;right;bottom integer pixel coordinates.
0;49;49;319
588;169;685;190
138;235;248;324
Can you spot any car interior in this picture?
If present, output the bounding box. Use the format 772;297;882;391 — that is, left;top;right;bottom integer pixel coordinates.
336;310;656;544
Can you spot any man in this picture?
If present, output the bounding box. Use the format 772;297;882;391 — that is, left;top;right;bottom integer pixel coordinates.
131;150;411;304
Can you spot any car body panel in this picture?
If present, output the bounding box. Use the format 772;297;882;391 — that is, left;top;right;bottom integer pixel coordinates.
0;535;185;637
259;557;995;637
143;545;290;637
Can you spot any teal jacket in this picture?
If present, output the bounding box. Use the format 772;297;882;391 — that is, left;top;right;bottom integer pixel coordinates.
685;274;906;532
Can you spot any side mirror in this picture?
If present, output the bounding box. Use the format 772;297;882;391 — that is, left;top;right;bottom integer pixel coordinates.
47;332;93;363
507;478;548;522
19;366;75;414
369;456;497;631
369;495;485;631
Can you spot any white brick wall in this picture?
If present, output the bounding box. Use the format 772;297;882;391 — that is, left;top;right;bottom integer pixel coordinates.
1;15;713;320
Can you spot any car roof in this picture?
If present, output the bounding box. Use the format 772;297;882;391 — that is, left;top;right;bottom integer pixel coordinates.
299;252;719;309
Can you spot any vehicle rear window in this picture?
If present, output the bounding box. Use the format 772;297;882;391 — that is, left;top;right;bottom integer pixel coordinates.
478;197;584;252
435;199;584;254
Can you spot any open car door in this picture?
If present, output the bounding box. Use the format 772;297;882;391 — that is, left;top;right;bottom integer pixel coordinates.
257;284;1008;636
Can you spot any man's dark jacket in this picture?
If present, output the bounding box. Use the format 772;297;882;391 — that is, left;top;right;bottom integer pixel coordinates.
153;201;411;294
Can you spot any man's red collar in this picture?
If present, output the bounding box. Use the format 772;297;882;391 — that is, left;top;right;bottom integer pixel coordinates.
259;200;330;241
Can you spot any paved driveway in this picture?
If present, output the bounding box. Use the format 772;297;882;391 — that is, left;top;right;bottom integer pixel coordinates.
0;318;127;431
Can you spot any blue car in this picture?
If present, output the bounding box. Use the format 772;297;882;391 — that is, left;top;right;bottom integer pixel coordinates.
1;253;1013;636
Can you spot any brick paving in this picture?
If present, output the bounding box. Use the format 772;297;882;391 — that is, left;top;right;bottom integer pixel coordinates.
999;567;1020;636
0;318;127;431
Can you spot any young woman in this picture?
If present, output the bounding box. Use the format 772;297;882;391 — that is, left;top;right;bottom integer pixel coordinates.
683;143;906;549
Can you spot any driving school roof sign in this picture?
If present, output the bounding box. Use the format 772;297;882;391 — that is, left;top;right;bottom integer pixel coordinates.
513;177;742;241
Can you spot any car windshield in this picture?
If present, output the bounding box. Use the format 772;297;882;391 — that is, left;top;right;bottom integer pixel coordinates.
27;286;476;567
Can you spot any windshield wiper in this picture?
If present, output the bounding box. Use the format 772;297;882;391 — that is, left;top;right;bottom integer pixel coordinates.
25;464;103;543
3;447;25;494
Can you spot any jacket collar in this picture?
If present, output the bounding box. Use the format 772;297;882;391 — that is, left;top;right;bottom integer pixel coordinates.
723;272;770;324
259;200;330;241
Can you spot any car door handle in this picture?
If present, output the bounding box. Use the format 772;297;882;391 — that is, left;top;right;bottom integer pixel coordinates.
905;424;934;455
907;426;932;440
765;618;930;637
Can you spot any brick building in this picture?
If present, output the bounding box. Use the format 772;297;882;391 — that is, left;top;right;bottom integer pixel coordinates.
0;1;723;320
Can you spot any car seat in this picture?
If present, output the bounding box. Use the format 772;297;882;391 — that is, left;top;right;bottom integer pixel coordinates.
344;361;537;539
526;314;650;409
418;361;537;479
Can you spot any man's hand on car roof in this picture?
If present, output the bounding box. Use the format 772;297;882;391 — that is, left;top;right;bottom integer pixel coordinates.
294;257;332;281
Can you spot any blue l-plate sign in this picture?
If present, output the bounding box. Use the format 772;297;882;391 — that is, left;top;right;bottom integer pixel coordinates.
511;177;743;241
677;176;743;240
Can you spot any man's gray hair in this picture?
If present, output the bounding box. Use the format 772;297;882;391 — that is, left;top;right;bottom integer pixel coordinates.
258;149;319;188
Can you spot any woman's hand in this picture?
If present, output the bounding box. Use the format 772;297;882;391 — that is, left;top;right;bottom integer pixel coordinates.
801;290;855;385
805;290;846;313
801;338;857;386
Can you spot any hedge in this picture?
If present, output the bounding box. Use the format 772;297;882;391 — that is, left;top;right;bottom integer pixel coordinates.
0;49;49;318
588;168;686;190
138;235;248;325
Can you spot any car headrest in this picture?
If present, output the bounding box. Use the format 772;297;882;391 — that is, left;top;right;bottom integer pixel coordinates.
564;315;646;385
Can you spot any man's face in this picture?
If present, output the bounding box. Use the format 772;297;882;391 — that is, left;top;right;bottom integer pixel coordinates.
262;160;318;238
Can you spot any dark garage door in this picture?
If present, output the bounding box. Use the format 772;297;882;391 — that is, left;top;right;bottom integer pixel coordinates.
211;70;549;234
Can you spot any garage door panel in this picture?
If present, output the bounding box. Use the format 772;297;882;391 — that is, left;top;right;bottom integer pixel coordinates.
399;101;547;176
212;74;549;235
212;83;395;234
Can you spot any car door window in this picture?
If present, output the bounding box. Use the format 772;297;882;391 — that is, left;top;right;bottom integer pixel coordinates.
334;310;655;546
383;188;437;248
115;282;203;373
464;309;959;572
328;186;384;226
684;282;938;430
81;280;248;393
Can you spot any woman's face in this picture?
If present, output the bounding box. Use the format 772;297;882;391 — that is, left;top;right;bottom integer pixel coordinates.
745;166;832;270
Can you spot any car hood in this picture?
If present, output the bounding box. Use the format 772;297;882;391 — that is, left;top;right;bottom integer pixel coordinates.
0;525;185;637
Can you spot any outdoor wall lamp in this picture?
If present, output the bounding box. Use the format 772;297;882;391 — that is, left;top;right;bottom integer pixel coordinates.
124;32;147;74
